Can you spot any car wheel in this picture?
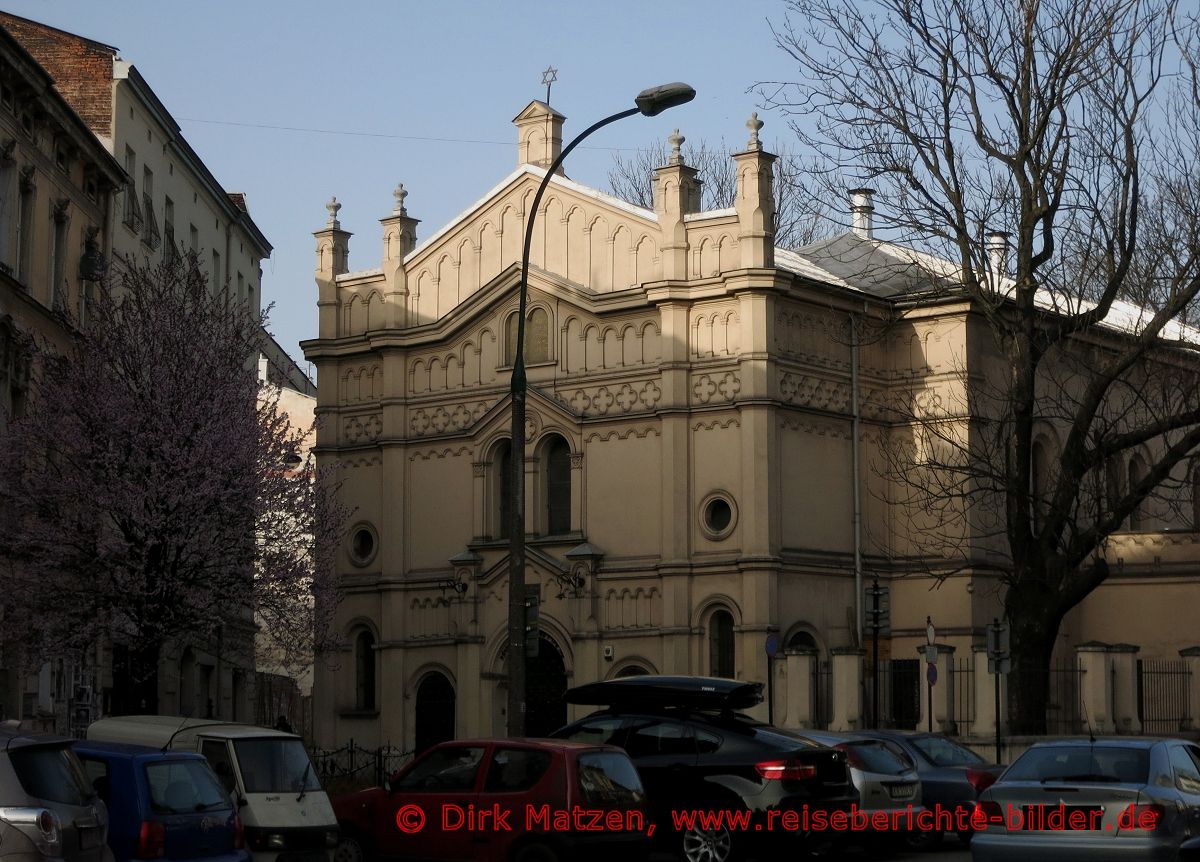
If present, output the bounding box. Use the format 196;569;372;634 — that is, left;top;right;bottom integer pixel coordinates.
334;834;368;862
681;824;735;862
957;827;974;846
512;842;560;862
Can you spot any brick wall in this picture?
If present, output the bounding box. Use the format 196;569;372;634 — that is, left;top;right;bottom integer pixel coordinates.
0;13;113;137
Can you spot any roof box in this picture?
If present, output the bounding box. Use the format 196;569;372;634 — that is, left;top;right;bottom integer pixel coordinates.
565;675;763;710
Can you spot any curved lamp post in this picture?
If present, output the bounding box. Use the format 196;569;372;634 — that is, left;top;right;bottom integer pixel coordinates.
507;82;695;736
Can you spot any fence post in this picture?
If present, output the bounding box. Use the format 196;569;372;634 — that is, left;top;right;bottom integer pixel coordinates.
1179;647;1200;731
830;647;865;731
783;647;817;729
972;645;999;738
1108;644;1141;735
1075;643;1114;734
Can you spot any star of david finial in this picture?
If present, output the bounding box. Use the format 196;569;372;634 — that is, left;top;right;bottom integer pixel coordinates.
542;65;558;104
393;183;408;216
746;112;764;150
325;196;341;228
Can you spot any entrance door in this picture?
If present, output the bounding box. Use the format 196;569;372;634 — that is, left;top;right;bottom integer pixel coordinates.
525;634;567;737
414;672;456;754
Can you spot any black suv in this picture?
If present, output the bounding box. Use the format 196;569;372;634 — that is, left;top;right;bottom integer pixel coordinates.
551;676;855;862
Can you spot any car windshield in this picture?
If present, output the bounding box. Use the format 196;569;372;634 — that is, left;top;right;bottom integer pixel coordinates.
845;741;912;776
232;739;321;794
911;735;985;767
146;760;231;813
9;744;94;806
1004;746;1149;784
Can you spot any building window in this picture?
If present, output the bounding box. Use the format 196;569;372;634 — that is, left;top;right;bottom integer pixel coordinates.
1031;439;1049;530
163;197;175;259
189;224;199;253
495;440;513;540
237;272;244;301
1128;454;1147;529
211;250;221;292
50;201;68;313
16;167;34;285
699;491;738;541
355;630;376;711
708;609;735;679
348;522;378;567
545;436;571;535
505;307;551;365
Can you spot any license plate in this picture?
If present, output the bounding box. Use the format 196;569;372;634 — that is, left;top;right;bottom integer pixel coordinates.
888;784;915;800
1020;805;1103;830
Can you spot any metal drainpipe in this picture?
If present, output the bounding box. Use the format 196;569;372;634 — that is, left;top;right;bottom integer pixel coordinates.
852;306;863;645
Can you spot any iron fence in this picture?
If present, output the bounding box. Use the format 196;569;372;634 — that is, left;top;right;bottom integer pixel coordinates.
1138;659;1192;735
863;658;920;730
814;659;832;729
311;739;414;788
951;656;975;737
1008;660;1085;735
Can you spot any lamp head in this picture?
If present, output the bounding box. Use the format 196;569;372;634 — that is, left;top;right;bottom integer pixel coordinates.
635;82;696;117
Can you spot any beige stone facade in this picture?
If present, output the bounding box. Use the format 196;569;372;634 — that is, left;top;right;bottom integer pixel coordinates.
304;101;1200;751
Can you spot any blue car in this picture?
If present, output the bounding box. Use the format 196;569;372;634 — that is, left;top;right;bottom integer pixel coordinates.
72;741;250;862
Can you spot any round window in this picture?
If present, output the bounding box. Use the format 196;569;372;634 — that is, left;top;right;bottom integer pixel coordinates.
699;492;737;540
349;523;378;567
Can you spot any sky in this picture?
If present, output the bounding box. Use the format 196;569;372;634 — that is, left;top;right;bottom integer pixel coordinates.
3;0;817;375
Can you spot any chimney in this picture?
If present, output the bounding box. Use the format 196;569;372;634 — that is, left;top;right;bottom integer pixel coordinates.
849;188;875;238
986;231;1010;282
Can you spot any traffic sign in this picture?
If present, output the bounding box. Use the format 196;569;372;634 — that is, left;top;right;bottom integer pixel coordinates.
765;634;779;659
987;621;1010;658
988;656;1012;674
524;583;541;658
927;663;938;686
864;582;890;635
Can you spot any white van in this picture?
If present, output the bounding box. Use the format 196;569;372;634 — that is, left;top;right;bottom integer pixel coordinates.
86;716;336;862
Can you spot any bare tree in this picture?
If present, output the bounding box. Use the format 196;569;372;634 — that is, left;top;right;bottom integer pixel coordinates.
608;138;833;250
762;0;1200;732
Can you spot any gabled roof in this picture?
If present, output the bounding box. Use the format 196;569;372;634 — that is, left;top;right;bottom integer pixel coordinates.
512;99;566;122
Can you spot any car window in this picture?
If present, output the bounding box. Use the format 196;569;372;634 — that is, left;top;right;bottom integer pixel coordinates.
146;760;231;814
559;717;625;747
395;747;485;793
577;753;645;806
1169;746;1200;794
484;748;552;793
201;740;238;795
79;757;112;807
911;735;984;767
624;719;695;758
695;728;722;755
844;741;911;776
8;744;94;806
1004;746;1149;784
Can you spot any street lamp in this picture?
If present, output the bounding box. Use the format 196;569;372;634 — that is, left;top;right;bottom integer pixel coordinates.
506;82;695;737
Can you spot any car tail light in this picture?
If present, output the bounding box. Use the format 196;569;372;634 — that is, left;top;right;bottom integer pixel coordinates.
975;800;1003;825
1120;803;1164;832
966;768;998;793
233;815;245;850
834;743;866;770
137;821;166;859
755;759;818;780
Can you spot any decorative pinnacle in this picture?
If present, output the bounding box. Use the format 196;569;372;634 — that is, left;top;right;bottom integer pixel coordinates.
393;183;408;216
325;196;342;229
668;128;685;165
746;112;764;150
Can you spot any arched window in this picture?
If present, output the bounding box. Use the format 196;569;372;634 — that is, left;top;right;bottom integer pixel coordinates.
545;436;571;535
708;609;735;679
1031;439;1049;530
1128;454;1147;529
355;630;376;711
615;664;649;678
1105;456;1123;515
787;630;818;651
495;441;512;540
505;308;551;365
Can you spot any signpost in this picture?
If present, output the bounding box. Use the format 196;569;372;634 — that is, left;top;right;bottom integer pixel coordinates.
925;616;936;733
765;634;779;725
865;579;889;728
987;617;1011;764
524;584;541;658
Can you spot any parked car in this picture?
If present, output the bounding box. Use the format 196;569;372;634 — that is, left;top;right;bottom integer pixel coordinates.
550;675;857;862
0;722;112;862
971;736;1200;861
331;737;647;862
86;716;336;862
72;740;250;862
796;729;924;850
857;730;1002;847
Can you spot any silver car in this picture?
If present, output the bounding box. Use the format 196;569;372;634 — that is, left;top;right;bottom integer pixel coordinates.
800;729;923;846
972;737;1200;862
0;723;113;862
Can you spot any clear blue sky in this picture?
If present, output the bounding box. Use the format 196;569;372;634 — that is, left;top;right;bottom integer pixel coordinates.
4;0;814;373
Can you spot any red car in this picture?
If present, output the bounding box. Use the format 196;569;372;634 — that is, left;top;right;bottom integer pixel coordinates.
332;738;648;862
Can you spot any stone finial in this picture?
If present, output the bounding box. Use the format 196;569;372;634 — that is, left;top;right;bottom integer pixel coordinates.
668;128;685;165
325;196;342;229
393;183;408;216
746;112;764;150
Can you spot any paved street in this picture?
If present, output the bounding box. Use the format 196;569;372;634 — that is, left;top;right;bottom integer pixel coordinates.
650;839;972;862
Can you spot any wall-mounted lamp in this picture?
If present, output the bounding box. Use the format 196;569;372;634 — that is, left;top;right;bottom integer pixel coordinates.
439;578;468;596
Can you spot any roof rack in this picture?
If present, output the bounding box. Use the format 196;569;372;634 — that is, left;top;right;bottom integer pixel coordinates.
565;675;764;711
